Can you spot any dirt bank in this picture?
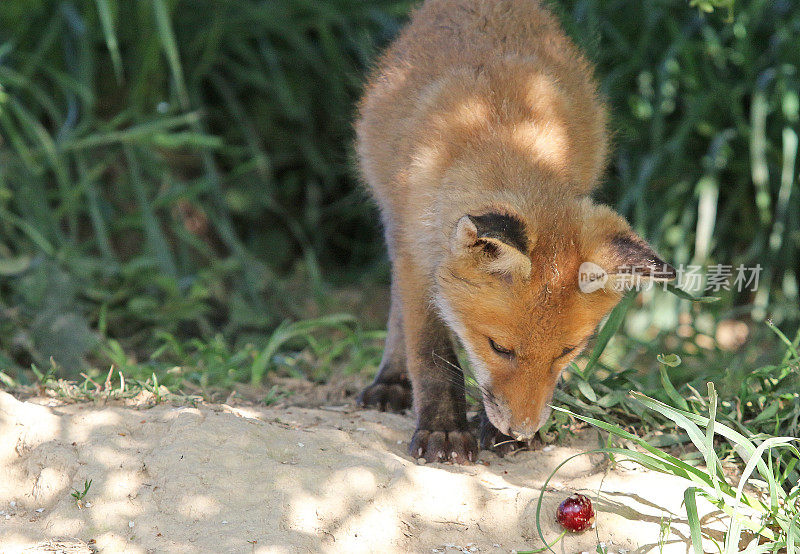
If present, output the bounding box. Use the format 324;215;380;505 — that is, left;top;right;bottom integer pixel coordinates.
0;391;723;553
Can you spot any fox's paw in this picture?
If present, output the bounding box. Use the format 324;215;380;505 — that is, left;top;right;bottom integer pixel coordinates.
479;413;532;457
409;429;478;464
356;379;412;412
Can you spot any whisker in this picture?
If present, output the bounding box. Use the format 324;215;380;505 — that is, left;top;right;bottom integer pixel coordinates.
429;350;500;408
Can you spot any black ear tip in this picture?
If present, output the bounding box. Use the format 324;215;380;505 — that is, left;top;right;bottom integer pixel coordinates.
611;233;676;280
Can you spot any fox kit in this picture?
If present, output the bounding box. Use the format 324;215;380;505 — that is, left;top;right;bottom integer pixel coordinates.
355;0;675;463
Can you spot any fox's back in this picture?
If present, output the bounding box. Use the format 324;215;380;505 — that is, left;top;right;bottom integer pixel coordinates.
368;0;590;86
356;0;608;225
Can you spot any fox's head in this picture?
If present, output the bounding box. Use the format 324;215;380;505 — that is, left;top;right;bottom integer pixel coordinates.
435;198;675;440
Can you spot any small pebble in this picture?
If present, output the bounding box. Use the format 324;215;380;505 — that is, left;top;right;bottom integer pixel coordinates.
356;428;366;432
542;445;554;452
35;508;44;513
222;520;228;525
9;501;16;508
417;457;427;465
129;521;135;528
297;443;304;447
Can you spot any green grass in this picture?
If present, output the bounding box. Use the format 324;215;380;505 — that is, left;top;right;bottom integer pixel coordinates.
70;479;92;508
0;0;411;379
547;291;800;481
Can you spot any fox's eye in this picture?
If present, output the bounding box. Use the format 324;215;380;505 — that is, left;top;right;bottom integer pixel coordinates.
559;345;577;358
488;338;514;358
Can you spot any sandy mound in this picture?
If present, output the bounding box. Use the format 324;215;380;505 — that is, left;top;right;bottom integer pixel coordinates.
0;391;724;553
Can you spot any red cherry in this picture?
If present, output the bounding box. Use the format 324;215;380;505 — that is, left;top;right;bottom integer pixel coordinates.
556;493;595;532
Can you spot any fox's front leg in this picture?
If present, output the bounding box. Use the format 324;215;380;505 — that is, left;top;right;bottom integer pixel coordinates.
356;281;412;412
399;266;478;464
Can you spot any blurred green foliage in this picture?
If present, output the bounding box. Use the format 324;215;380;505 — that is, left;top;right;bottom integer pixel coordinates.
0;0;411;378
0;0;798;386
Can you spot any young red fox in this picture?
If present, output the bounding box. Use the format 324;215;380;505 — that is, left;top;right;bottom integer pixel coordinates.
355;0;675;463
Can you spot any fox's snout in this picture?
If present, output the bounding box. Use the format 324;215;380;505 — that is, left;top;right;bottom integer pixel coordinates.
509;406;552;440
483;381;555;440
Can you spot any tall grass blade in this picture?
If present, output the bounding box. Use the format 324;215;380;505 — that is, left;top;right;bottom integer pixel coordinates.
683;487;703;554
583;291;634;376
94;0;123;83
151;0;190;110
704;383;722;497
665;283;720;303
124;145;178;278
766;320;800;360
657;355;689;411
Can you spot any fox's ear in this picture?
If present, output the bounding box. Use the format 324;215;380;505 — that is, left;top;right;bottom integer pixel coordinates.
608;233;676;281
586;232;676;292
452;213;532;277
580;231;675;294
578;202;676;293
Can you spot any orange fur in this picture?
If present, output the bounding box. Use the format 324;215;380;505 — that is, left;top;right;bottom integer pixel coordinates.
356;0;672;451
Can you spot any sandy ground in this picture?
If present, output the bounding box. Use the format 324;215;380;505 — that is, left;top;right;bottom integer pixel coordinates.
0;390;727;553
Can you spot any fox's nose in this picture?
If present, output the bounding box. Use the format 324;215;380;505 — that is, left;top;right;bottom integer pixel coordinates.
510;428;537;442
510;406;552;441
509;421;538;441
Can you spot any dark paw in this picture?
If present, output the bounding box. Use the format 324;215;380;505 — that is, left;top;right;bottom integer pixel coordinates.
409;429;478;464
356;379;412;412
479;412;531;457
